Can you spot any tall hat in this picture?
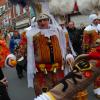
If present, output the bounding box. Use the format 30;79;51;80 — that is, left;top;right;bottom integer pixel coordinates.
36;13;50;21
89;14;98;23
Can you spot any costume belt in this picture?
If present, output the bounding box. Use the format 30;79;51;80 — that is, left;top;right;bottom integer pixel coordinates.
36;63;63;74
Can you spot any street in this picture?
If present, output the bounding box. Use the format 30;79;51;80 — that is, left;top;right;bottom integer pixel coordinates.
2;67;99;100
3;67;35;100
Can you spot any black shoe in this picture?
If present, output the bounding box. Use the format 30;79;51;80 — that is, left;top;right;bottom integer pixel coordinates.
18;74;24;79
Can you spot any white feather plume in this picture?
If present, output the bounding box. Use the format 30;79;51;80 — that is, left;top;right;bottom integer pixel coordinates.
49;0;100;15
49;0;74;15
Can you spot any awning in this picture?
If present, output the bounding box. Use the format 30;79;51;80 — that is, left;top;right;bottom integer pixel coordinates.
15;18;30;29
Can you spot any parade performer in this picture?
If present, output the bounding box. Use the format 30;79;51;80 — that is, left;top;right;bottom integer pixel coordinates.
34;50;100;100
27;13;74;95
89;39;100;98
19;13;74;96
82;13;100;98
82;14;99;53
0;33;17;100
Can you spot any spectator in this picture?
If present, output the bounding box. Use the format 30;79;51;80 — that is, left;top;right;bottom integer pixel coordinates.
9;31;20;53
67;21;82;55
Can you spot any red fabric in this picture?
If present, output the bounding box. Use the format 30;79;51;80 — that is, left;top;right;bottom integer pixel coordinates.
88;46;100;67
34;70;64;96
88;46;100;88
94;77;100;87
88;46;100;59
88;52;100;59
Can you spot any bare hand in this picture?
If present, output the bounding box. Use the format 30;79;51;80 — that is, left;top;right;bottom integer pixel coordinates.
0;77;8;86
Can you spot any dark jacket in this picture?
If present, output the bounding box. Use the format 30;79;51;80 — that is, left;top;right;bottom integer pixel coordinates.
0;69;11;100
0;68;4;80
9;35;21;53
67;27;83;55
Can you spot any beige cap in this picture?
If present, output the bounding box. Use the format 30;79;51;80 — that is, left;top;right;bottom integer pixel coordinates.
36;13;49;21
89;14;98;23
95;39;100;47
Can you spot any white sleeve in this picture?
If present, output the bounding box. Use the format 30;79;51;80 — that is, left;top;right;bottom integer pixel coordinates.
34;93;51;100
58;29;66;59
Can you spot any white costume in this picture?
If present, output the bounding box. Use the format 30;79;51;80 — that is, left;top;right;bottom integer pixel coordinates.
84;14;98;32
34;93;55;100
97;24;100;32
26;13;67;88
83;14;99;52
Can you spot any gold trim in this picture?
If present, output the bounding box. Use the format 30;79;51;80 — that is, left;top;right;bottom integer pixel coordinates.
75;63;92;71
46;92;56;100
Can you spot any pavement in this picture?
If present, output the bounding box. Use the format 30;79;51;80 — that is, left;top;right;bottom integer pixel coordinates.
3;67;35;100
2;67;100;100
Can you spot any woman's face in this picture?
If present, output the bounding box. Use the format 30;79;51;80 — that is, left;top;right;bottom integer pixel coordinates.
37;19;49;29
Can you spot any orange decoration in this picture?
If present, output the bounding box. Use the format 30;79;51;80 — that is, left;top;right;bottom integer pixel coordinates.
0;39;9;68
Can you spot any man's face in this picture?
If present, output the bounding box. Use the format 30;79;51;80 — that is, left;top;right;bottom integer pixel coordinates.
68;22;75;29
37;19;49;29
97;19;100;24
93;19;98;25
14;32;18;37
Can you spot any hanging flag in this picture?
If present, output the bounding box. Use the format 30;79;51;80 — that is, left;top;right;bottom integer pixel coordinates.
73;0;79;13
